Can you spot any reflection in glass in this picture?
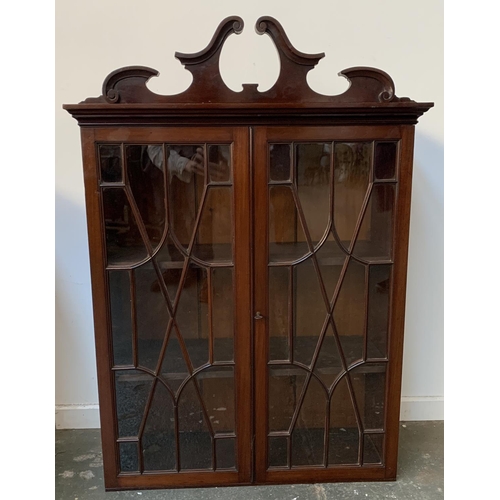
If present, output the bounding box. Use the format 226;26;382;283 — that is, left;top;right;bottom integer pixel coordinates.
198;366;235;434
109;270;133;366
269;185;307;262
208;144;231;183
374;142;397;180
329;377;359;465
333;259;366;367
269;366;305;433
193;187;233;263
115;370;153;438
216;438;235;469
103;188;147;266
351;363;386;431
291;376;326;466
363;433;384;464
269;143;291;182
142;383;176;471
353;184;395;260
333;142;371;246
212;267;234;362
269;266;290;361
119;442;139;472
268;436;288;467
99;144;122;183
178;380;212;470
134;261;170;371
167;145;205;251
126;145;165;248
367;265;392;358
296;143;331;246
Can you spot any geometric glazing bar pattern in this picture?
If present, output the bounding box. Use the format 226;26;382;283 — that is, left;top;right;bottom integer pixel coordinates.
266;140;398;468
100;142;236;473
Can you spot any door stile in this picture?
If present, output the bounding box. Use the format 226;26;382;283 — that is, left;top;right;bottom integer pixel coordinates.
233;127;253;483
252;127;270;482
81;127;121;488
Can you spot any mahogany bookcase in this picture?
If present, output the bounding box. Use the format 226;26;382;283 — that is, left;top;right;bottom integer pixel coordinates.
64;16;433;491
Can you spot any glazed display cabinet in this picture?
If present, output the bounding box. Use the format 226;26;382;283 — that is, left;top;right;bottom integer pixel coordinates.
64;16;432;491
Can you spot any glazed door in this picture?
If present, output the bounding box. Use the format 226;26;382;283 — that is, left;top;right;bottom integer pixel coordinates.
85;127;251;489
253;126;407;483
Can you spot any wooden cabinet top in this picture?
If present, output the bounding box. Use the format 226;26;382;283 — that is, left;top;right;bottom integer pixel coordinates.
64;16;433;127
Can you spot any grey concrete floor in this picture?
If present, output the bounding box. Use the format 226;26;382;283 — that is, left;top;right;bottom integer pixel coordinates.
55;421;443;499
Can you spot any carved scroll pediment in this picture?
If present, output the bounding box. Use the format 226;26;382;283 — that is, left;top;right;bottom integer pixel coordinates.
81;16;412;105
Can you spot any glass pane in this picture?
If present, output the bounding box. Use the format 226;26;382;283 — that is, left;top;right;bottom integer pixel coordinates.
374;142;397;180
293;259;328;367
269;143;291;182
296;143;331;246
269;266;290;361
134;261;171;372
115;370;153;438
103;188;147;266
154;232;185;304
268;436;288;467
212;267;234;362
175;263;209;370
99;144;122;183
367;265;392;358
315;232;346;302
351;363;386;430
291;376;326;466
216;438;235;469
197;367;235;435
363;433;384;464
329;377;360;465
333;142;371;247
159;330;190;395
353;184;395;261
126;145;165;248
178;380;212;470
208;144;231;183
168;145;205;251
119;442;138;472
193;186;233;263
269;185;308;262
313;324;343;390
269;365;306;433
109;270;133;366
142;382;176;471
333;259;366;367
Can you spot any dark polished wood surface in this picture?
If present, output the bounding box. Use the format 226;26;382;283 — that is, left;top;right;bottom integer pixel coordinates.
65;15;432;491
64;16;432;127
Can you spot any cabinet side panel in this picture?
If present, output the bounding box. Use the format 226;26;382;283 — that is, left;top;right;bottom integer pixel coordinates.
80;128;120;488
384;125;415;479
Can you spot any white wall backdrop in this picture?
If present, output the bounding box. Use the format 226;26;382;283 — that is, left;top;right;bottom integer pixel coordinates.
55;0;443;428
